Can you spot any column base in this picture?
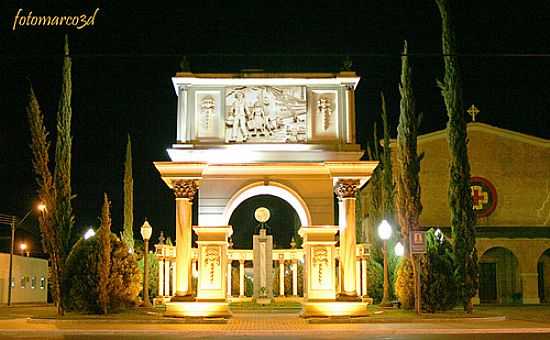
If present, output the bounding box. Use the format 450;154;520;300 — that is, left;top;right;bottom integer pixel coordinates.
523;297;540;304
301;300;369;318
170;294;195;302
165;301;232;318
336;293;361;302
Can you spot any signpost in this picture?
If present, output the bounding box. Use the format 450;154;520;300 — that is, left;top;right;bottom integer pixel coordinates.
409;230;426;315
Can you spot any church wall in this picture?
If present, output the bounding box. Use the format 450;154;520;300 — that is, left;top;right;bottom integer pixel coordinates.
405;125;550;227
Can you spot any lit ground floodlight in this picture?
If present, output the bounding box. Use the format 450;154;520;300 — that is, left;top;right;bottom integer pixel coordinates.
84;228;95;240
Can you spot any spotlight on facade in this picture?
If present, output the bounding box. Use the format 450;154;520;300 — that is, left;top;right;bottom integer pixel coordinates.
394;241;405;257
84;228;95;240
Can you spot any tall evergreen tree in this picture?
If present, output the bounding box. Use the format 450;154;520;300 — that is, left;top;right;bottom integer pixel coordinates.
435;0;479;313
394;41;423;310
27;35;74;316
381;92;396;228
98;193;112;314
396;41;422;256
121;134;135;251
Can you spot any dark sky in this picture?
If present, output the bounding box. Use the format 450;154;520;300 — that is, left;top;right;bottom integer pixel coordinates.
1;1;549;253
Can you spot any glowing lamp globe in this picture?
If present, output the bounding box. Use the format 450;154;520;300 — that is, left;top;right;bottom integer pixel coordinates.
377;219;393;240
141;220;153;241
394;241;405;257
84;228;95;240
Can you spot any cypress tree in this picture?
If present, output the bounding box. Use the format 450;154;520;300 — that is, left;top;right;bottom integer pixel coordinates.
381;92;395;229
121;134;135;252
98;193;112;314
27;35;74;316
435;0;479;313
396;41;422;256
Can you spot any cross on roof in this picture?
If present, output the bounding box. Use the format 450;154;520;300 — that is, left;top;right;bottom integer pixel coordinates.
467;104;480;122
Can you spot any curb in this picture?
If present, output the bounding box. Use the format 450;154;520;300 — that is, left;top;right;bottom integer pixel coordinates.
26;317;228;324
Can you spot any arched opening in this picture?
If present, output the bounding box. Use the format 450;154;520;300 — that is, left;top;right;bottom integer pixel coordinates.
228;194;301;249
538;248;550;303
479;247;521;304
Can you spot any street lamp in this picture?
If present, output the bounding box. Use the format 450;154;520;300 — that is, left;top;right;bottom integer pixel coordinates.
0;202;45;306
20;242;28;256
141;219;153;307
394;241;405;257
84;228;95;240
377;219;393;307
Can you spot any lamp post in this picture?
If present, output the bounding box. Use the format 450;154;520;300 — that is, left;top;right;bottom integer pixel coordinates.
394;241;405;257
377;219;393;307
0;202;45;306
141;219;153;307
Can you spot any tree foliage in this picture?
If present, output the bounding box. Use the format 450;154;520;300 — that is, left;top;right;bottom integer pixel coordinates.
121;135;135;251
394;257;415;309
64;233;141;313
98;194;112;314
435;0;479;313
421;229;457;312
27;35;74;317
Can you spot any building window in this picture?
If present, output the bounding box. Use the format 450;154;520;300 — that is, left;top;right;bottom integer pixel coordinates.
20;276;26;288
31;276;36;289
40;276;45;289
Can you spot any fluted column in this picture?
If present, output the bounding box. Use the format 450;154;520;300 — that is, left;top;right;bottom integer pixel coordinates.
355;258;361;296
279;255;285;296
292;260;298;296
172;179;198;300
164;258;171;296
227;261;232;297
335;179;359;298
361;257;367;297
239;259;245;297
158;258;165;296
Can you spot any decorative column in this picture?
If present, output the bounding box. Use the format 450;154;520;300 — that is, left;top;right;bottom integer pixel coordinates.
193;226;233;300
227;261;232;297
521;273;541;304
239;259;245;297
172;179;198;300
164;258;171;296
361;257;367;297
171;260;176;296
176;85;189;142
279;255;285;296
355;258;361;296
158;258;165;297
334;179;360;298
344;83;356;144
299;225;338;301
292;259;298;296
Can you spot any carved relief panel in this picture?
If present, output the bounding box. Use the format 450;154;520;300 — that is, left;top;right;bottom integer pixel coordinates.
200;245;222;290
310;245;333;291
309;89;338;141
195;91;222;139
224;86;307;143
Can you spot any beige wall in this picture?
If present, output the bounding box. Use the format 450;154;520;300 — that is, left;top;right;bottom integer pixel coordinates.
401;124;550;227
0;253;48;304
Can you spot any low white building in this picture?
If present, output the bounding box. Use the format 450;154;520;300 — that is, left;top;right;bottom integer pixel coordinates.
0;253;48;304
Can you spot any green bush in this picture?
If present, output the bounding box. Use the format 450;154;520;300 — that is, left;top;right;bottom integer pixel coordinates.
137;252;159;299
394;256;415;309
64;233;141;313
421;229;457;312
366;258;383;303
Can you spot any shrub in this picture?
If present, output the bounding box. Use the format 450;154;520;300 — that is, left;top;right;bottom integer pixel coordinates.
137;252;159;299
394;256;415;309
64;233;141;313
366;258;383;303
421;228;457;312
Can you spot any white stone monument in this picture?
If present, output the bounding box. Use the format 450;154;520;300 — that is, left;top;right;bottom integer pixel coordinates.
252;207;273;303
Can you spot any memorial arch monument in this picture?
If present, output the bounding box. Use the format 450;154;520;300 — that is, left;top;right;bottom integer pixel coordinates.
154;70;378;318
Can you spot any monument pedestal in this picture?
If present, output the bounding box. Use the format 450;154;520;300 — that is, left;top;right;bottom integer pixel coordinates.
165;226;233;319
253;229;273;304
299;225;369;318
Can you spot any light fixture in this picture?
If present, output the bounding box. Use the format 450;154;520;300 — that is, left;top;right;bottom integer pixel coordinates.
37;202;47;212
141;220;152;241
394;241;405;257
377;219;393;240
84;228;95;240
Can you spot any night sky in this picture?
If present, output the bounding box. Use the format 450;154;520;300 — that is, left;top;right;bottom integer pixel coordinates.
1;2;549;254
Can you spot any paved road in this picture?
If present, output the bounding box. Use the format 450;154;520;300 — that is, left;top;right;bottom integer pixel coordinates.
0;313;549;339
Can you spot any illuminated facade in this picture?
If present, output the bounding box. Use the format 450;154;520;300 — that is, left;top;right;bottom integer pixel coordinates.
155;71;378;317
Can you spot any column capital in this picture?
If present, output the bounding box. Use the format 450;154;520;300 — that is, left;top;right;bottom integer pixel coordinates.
172;179;199;200
334;179;360;199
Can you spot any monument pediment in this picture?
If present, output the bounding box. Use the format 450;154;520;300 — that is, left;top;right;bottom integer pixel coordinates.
169;72;362;163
